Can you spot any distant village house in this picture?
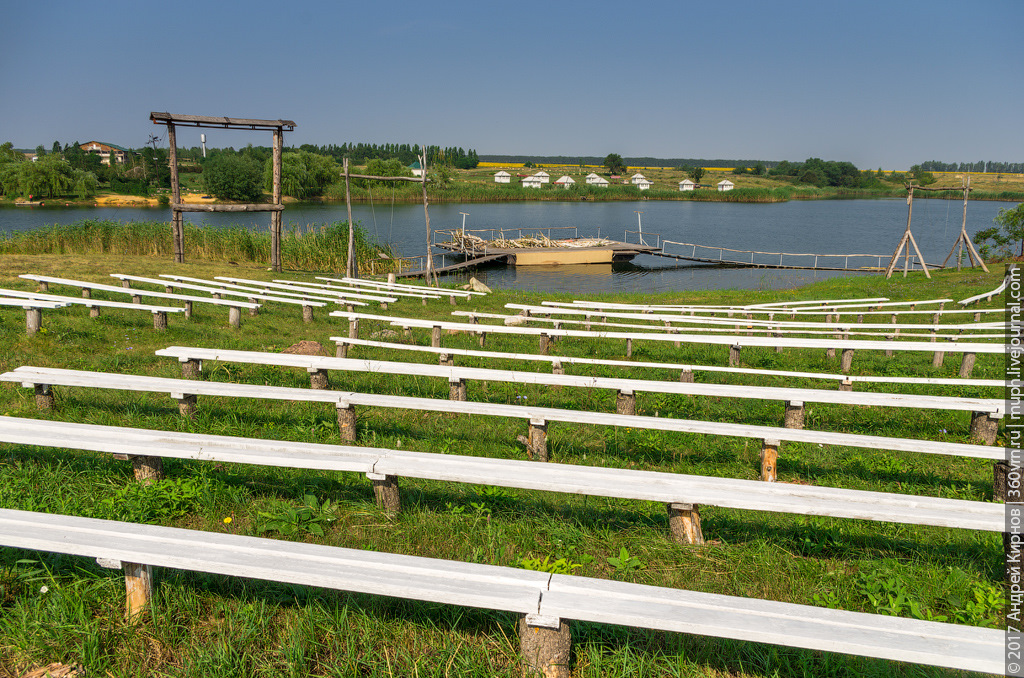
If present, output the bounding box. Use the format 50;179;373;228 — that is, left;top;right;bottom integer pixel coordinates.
522;175;543;189
533;171;550;184
679;179;695;191
554;175;576;188
494;170;511;184
80;141;129;165
407;160;423;177
635;178;652;190
717;179;735;192
630;173;647;185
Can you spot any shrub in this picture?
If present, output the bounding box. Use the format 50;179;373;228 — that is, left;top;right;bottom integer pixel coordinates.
202;154;264;202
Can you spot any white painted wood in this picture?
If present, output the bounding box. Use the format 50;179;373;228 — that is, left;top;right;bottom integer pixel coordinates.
743;297;889;309
331;312;1004;355
19;275;259;309
551;300;1007;318
0;299;68;309
959;276;1008;306
330;337;1002;388
142;350;1002;415
157;275;335;307
201;276;354;304
215;276;396;303
0;508;999;672
503;304;1005;333
0;416;1003;530
0;288;185;314
274;279;433;301
552;298;952;312
321;276;482;297
110;274;270;307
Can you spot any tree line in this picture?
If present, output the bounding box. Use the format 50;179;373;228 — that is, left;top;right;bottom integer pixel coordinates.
299;143;479;169
918;160;1024;174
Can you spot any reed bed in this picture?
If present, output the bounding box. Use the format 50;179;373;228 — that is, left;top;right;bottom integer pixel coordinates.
0;220;398;275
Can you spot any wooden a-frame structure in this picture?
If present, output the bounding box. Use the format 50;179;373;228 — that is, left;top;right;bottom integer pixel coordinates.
150;112;296;271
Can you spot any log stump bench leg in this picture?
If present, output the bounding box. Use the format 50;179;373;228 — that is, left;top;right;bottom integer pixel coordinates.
784;400;804;429
667;502;704;545
89;305;100;318
539;333;552;355
960;352;977;378
337;403;357;442
839;378;853;392
520;615;571;678
728;344;741;367
615;389;636;416
82;288;92;299
336;341;350;359
970;411;999;445
760;438;780;482
124;561;154;623
478;331;487;348
184;300;193;319
449;377;467;401
551;360;564;376
228;306;242;330
25;308;42;335
367;472;401;513
840;348;854;374
33;383;54;410
248;299;259;317
520;419;548;462
179;357;201;379
302;305;314;323
625;337;633;358
153;311;168;331
439;353;454;367
176;393;197;418
431;325;442;348
679;368;694;383
131;455;164;484
308;368;330;390
349;318;360;340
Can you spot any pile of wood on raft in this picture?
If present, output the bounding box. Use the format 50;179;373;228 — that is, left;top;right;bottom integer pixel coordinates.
446;231;612;250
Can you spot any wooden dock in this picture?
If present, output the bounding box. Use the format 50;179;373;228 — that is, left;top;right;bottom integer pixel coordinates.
652;240;940;272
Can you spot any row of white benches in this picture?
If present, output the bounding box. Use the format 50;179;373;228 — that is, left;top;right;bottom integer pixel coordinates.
333;311;999;375
0;504;1000;674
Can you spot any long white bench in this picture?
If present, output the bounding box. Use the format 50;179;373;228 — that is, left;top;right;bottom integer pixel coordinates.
275;278;447;302
127;352;1003;476
959;276;1009;306
320;275;483;298
458;309;1004;342
0;287;185;331
331;311;999;376
548;298;952;314
0;507;999;673
330;335;1003;389
551;300;1008;319
1;298;70;335
20;273;260;328
157;274;342;319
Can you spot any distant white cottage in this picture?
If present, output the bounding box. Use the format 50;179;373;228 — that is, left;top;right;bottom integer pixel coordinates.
717;179;735;192
522;175;543;189
589;176;610;187
635;178;652;190
585;172;603;184
679;179;695;191
554;175;576;188
533;171;550;183
630;173;647;185
494;171;511;184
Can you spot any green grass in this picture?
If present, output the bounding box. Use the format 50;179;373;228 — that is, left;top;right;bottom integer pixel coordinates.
0;254;1008;677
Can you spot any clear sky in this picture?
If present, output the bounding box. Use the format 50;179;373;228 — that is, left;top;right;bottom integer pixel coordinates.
2;0;1020;169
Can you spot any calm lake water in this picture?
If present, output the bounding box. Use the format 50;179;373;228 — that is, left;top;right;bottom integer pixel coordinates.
1;199;1013;294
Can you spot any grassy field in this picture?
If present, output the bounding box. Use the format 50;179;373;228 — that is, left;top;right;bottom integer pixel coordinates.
0;252;1008;677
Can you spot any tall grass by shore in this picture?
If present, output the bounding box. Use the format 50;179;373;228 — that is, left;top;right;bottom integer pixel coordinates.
0;220;397;274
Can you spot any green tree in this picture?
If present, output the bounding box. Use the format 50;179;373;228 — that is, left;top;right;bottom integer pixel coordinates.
264;150;339;199
687;166;706;183
973;203;1024;258
603;153;626;175
202;153;263;202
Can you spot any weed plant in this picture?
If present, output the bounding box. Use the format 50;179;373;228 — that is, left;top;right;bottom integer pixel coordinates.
0;254;1008;677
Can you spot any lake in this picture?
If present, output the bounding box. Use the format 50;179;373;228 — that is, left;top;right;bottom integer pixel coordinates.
0;198;1013;294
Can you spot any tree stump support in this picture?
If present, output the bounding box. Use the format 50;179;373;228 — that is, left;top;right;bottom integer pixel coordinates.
449;377;467;401
367;472;401;513
308;368;330;390
760;438;780;482
337;403;357;442
519;615;571;678
615;389;636;416
784;400;804;429
728;344;741;367
667;502;704;545
970;411;999;445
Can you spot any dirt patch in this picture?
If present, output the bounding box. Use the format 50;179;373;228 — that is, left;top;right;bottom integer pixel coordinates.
281;340;328;356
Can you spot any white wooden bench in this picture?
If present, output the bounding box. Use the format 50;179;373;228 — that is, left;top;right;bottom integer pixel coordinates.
274;278;446;303
20;273;259;328
459;309;1004;342
0;413;1003;537
330;335;1003;390
0;287;185;331
0;507;999;673
111;273;280;322
959;275;1009;306
319;275;483;298
214;275;397;305
157;273;341;322
552;299;1008;320
331;311;1000;376
1;298;69;334
124;352;1003;483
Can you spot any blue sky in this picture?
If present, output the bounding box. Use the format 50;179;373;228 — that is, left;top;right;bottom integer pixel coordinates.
2;0;1020;169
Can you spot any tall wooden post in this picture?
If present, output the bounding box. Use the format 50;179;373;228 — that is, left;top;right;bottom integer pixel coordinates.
420;149;437;286
271;128;283;272
941;176;989;273
167;123;183;263
344;158;356;278
884;183;930;279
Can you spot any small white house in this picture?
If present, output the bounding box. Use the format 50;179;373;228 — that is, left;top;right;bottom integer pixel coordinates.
631;173;647;185
679;179;695;191
717;179;735;192
589;176;610;187
636;179;652;190
408;161;423;177
533;171;550;183
522;175;543;189
554;175;576;188
494;171;511;184
585;172;603;184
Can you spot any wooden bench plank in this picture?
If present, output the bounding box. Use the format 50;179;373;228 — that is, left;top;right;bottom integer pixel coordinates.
19;274;259;309
330;336;1003;388
214;276;397;304
0;508;1000;672
320;276;482;297
157;274;335;307
0;287;185;313
0;416;1004;531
